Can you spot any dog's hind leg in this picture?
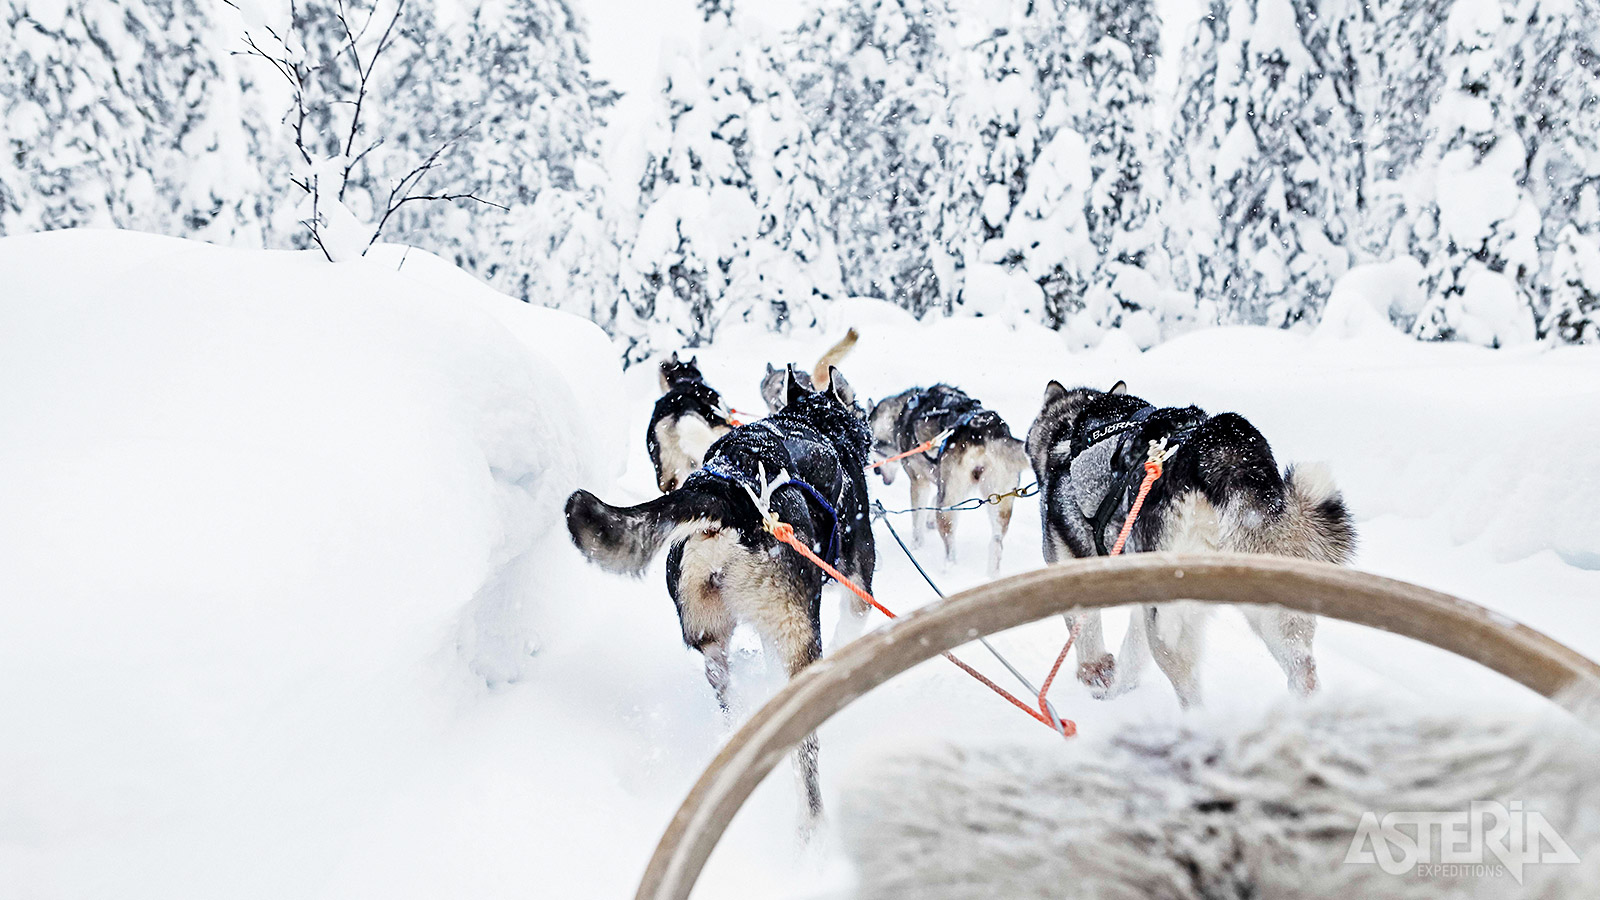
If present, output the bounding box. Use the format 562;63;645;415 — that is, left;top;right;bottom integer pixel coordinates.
1070;610;1117;699
986;494;1013;576
1145;604;1204;708
830;590;870;649
762;604;825;824
907;473;933;546
1099;605;1149;698
934;487;958;565
696;637;733;718
1242;606;1319;695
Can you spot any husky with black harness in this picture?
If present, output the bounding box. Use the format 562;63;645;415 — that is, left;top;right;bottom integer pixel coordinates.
647;353;735;493
565;368;874;823
1026;380;1356;707
868;384;1030;575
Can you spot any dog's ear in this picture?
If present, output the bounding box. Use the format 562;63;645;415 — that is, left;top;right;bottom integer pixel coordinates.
1109;380;1128;396
1043;380;1068;404
785;364;808;407
668;351;679;365
826;366;856;407
689;355;698;367
766;362;777;374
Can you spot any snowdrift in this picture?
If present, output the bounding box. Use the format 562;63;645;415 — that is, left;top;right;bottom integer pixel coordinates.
0;230;625;897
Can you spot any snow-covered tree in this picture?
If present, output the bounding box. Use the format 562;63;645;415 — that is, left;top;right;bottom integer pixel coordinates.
1;0;273;243
1056;0;1181;344
1409;0;1540;346
377;0;620;320
940;1;1073;326
1168;0;1362;329
1349;0;1445;285
1507;0;1600;342
790;0;960;317
916;0;1177;343
1546;224;1600;342
622;1;840;360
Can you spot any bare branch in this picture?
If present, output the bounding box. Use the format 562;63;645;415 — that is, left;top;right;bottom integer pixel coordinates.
365;194;510;251
363;125;498;250
364;0;406;82
303;176;334;262
339;136;384;201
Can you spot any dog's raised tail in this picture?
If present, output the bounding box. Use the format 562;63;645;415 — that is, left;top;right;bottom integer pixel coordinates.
811;328;860;387
564;488;720;575
1282;463;1357;565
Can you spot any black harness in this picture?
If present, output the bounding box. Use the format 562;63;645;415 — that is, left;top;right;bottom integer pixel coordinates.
897;387;982;461
1067;401;1206;556
704;420;848;566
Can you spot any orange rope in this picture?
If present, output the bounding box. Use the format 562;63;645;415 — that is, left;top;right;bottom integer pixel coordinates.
768;521;1075;735
865;438;936;471
1112;458;1165;556
1036;455;1167;721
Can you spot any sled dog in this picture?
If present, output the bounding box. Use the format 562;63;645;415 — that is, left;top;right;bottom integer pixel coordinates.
1025;380;1356;707
760;328;860;414
566;368;875;820
647;353;733;493
868;384;1029;575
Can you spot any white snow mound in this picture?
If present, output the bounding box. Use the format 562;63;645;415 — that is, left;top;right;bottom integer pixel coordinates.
0;230;625;897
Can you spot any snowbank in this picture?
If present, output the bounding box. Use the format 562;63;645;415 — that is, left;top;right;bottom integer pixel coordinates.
0;230;626;897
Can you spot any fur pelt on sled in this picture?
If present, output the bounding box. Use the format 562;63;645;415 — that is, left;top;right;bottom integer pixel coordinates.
840;697;1600;899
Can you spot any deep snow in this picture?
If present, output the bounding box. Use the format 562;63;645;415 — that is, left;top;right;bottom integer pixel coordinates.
3;231;1599;898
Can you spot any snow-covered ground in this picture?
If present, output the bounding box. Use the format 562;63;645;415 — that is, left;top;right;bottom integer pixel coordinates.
3;231;1598;898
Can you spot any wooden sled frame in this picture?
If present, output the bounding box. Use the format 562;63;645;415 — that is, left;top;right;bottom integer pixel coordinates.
636;553;1600;900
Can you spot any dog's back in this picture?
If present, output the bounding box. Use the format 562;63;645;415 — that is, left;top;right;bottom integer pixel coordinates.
869;384;1028;573
1029;380;1356;704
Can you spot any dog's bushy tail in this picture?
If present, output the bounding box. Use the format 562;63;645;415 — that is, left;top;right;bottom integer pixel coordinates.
811;327;860;387
1281;463;1357;565
564;488;722;575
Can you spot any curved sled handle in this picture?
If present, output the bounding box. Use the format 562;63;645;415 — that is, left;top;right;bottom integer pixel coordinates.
636;553;1600;900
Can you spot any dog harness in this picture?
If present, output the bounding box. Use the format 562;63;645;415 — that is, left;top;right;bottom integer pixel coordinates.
898;388;984;461
936;409;986;456
1067;401;1205;556
702;441;846;568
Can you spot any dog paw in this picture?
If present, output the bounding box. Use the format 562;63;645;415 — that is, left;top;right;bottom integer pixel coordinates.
1078;654;1117;697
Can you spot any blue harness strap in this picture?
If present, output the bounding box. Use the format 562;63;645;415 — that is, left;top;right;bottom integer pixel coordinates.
780;477;843;566
937;408;985;457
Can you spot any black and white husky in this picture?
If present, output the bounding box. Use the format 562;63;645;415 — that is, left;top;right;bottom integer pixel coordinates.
566;368;875;820
1025;380;1356;707
868;385;1030;575
760;327;860;414
647;353;733;493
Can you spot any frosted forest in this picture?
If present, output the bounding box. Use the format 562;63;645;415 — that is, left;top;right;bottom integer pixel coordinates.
7;0;1600;896
6;0;1599;361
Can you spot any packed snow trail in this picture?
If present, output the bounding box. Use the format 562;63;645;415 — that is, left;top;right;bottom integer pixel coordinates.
3;233;1598;898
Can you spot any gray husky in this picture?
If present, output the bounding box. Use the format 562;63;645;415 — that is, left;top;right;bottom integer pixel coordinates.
1025;380;1356;707
566;368;874;821
869;385;1030;575
760;327;860;414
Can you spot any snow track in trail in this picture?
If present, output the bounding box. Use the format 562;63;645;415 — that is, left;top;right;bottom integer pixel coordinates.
3;234;1598;898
